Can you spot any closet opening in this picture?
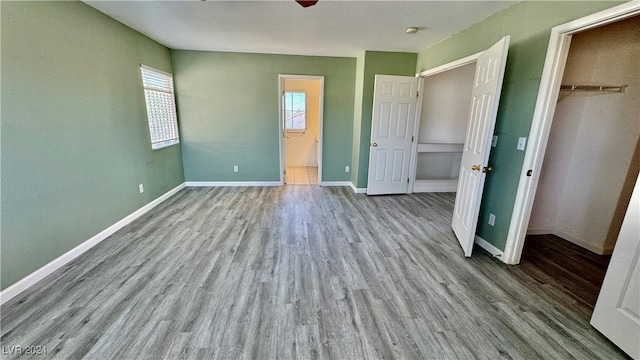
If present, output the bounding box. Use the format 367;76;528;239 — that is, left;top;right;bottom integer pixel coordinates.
411;59;477;193
523;15;639;308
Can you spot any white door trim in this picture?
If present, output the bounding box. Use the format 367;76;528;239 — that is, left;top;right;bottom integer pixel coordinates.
503;1;640;265
410;51;482;193
408;76;423;193
415;51;482;78
278;74;325;185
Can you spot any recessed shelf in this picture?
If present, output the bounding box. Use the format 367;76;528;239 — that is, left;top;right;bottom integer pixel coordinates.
417;143;463;153
413;179;458;193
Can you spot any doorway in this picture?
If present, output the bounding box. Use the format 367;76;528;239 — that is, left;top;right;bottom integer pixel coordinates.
526;15;640;256
278;75;324;185
504;6;640;355
505;2;640;265
411;55;479;193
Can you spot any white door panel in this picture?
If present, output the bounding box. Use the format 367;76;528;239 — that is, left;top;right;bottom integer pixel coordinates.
367;75;418;195
591;175;640;359
452;36;510;256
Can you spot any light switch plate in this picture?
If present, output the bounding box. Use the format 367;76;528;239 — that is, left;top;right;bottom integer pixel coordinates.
517;137;527;151
492;136;498;148
488;213;496;226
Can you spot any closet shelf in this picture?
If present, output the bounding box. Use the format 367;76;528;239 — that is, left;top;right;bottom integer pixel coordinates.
560;84;627;93
417;143;463;153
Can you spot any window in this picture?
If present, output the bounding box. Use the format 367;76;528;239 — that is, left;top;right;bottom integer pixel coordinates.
284;92;306;131
140;65;179;150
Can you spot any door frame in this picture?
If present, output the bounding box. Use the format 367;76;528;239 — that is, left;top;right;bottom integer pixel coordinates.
278;74;325;185
410;52;482;193
503;2;640;264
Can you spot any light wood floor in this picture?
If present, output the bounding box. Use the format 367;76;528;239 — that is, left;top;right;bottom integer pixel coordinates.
286;166;318;185
0;187;628;359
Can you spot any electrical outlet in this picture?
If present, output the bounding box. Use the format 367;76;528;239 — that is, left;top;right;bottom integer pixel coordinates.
492;135;498;148
139;184;144;194
345;165;350;173
233;165;239;173
488;213;496;226
517;137;527;151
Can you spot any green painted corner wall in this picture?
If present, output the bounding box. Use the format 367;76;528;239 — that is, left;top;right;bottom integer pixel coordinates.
353;51;418;189
416;1;626;251
171;51;355;183
1;2;184;290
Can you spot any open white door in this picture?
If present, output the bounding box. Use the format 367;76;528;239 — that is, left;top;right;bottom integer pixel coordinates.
452;36;510;256
591;175;640;359
367;75;419;195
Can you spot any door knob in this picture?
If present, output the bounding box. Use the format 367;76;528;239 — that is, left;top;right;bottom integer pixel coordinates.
483;166;493;173
471;164;481;171
372;142;378;147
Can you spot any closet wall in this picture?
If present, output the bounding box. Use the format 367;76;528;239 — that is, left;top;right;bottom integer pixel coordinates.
414;62;475;192
528;16;640;254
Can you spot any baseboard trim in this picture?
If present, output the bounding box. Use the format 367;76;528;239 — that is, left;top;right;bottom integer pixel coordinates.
320;181;351;187
526;228;555;235
185;181;281;187
413;179;458;193
475;235;505;260
526;228;609;255
0;182;186;305
349;182;367;194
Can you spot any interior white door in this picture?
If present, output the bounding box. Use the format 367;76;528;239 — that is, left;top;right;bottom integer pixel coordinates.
591;175;640;359
451;36;510;256
367;75;419;195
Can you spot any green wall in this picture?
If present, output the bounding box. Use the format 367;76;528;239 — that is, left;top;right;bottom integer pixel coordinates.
416;1;626;250
172;51;356;183
1;2;184;290
351;51;417;188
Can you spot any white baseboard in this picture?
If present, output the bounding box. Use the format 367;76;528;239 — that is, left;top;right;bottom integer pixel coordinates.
185;181;281;187
413;180;458;193
526;228;609;255
526;227;556;235
475;235;505;260
0;182;186;305
320;181;351;187
349;182;367;194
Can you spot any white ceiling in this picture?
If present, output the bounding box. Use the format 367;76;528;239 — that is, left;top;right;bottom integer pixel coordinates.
84;0;516;58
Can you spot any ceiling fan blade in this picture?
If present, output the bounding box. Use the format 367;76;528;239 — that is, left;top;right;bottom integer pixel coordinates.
295;0;318;8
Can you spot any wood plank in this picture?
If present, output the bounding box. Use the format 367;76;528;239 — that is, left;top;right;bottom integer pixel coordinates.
0;187;627;359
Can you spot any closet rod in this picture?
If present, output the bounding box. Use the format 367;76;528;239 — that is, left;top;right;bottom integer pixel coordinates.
560;84;627;93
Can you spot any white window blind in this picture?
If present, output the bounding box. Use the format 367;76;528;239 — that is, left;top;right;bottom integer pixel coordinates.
284;92;307;131
140;65;179;150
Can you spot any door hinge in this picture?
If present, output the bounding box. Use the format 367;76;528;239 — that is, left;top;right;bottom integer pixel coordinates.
526;169;533;177
411;135;414;142
407;178;410;183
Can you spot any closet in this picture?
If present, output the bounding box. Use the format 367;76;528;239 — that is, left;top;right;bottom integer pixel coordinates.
412;62;475;193
527;16;640;255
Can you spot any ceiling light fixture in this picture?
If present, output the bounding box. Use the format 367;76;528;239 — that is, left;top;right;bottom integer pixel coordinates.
405;27;419;34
